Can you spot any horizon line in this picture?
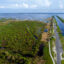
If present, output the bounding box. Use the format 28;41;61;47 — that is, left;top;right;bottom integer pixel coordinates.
0;12;64;14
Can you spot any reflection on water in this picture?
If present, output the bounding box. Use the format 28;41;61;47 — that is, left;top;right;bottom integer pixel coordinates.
0;13;52;21
55;16;64;36
0;13;64;21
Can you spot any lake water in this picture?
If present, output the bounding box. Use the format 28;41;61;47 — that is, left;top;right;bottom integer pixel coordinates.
0;13;52;21
0;13;64;20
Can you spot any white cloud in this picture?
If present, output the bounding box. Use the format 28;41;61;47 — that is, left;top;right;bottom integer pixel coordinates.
30;5;37;8
59;4;63;9
59;1;63;9
0;6;5;8
45;0;51;7
35;0;51;7
22;3;37;8
0;0;51;9
15;4;19;7
23;3;29;8
22;3;29;8
0;3;37;9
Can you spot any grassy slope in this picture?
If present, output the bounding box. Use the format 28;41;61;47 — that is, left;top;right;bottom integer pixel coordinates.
0;20;52;64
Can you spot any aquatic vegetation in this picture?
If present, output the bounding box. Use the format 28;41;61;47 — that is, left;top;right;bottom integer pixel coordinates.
57;16;64;23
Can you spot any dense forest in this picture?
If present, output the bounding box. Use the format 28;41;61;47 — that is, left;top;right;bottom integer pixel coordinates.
0;20;52;64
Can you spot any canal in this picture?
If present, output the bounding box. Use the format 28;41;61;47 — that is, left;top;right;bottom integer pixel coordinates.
55;16;64;36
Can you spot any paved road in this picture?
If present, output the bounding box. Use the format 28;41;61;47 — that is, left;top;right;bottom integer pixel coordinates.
54;22;63;64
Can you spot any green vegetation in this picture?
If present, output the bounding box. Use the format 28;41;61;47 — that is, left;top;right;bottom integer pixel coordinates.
43;46;53;64
61;60;64;64
0;18;7;22
62;53;64;57
57;16;64;23
0;20;52;64
50;18;56;63
50;21;56;58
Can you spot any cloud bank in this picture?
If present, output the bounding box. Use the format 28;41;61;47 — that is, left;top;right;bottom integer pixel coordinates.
0;0;51;9
59;1;63;9
0;0;64;13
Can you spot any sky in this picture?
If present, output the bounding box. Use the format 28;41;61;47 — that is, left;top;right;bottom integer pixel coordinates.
0;0;64;13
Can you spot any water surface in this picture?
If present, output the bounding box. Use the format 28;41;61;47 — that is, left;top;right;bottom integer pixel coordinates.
55;16;64;36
